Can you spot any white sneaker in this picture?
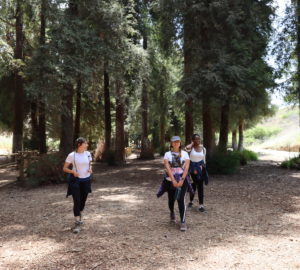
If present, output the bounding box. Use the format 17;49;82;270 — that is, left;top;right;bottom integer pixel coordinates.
180;222;187;231
73;221;81;233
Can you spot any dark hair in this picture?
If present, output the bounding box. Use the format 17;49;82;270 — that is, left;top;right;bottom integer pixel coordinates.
192;133;201;140
75;137;87;150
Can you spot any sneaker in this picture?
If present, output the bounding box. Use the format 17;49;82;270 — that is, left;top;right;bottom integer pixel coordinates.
170;212;175;222
180;222;187;231
73;221;81;233
188;202;193;208
198;205;205;212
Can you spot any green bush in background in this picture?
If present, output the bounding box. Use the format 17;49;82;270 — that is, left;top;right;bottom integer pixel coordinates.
207;151;241;174
245;126;281;142
25;153;65;186
280;157;300;170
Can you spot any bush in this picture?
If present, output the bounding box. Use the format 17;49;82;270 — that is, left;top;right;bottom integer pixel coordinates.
280;157;300;170
234;149;258;165
25;152;65;186
207;150;241;175
245;126;281;142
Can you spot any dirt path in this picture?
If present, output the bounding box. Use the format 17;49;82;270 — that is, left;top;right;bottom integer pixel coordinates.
0;157;300;270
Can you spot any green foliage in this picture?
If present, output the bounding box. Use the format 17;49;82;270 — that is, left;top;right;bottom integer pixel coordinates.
245;126;281;143
25;153;64;186
233;149;258;165
207;150;240;175
280;157;300;170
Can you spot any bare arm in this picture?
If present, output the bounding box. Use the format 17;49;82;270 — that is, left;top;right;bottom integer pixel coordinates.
184;142;193;152
178;159;190;187
63;162;79;177
164;159;178;188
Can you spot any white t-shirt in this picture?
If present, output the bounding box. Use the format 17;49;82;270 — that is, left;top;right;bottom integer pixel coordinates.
190;147;206;163
164;150;190;177
66;151;92;178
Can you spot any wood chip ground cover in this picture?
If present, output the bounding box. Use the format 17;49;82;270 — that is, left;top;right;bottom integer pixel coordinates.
0;157;300;270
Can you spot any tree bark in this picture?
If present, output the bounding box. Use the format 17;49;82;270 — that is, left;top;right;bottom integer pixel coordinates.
73;78;81;141
232;129;238;151
183;4;194;145
115;80;125;164
12;0;24;153
202;96;214;158
38;0;47;154
218;102;230;152
30;101;39;149
103;64;111;160
140;34;154;159
59;84;74;156
238;118;244;151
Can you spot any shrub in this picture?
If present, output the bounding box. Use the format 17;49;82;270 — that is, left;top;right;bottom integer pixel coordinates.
25;152;65;186
234;149;259;165
207;150;240;175
245;126;281;142
280;157;300;170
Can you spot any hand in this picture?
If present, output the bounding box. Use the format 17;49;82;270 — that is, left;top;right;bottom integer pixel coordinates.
194;170;198;174
178;178;184;187
73;172;79;177
172;180;178;188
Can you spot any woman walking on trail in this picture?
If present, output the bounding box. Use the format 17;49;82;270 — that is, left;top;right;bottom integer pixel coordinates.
63;137;92;233
185;134;207;212
162;136;190;231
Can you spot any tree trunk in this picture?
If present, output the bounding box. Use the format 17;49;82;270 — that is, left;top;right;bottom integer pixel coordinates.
38;0;47;154
115;80;125;164
73;78;81;141
183;6;194;145
103;64;112;160
297;0;300;126
202;96;214;158
218;102;230;152
59;84;74;156
30;101;39;149
238;118;244;151
232;129;238;151
12;0;24;153
140;34;154;159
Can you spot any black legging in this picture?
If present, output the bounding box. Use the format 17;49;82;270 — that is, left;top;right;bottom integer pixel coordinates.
72;181;90;217
189;173;204;204
168;180;188;223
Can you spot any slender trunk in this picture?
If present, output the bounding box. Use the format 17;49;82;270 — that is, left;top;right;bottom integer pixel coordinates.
115;80;125;164
202;96;214;158
12;0;24;153
38;0;47;154
183;6;194;145
232;129;238;151
297;0;300;127
59;84;74;156
30;101;39;149
159;115;166;156
238;118;244;151
218;102;230;152
73;78;81;141
103;65;111;159
140;34;153;159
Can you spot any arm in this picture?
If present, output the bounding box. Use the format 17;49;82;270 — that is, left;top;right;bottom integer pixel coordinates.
63;162;79;177
178;159;190;187
164;159;178;188
184;142;193;152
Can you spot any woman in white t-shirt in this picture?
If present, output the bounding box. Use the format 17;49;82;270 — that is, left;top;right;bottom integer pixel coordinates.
162;136;190;231
63;137;92;233
185;134;207;212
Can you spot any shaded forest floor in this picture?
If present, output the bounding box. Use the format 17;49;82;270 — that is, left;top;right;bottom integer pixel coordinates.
1;154;300;270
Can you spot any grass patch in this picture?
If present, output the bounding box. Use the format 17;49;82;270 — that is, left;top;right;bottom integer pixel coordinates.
280;157;300;170
245;126;281;144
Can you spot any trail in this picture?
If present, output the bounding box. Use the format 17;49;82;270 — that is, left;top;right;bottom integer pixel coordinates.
0;155;300;270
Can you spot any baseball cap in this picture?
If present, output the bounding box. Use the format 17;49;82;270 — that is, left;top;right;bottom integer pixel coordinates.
170;136;181;142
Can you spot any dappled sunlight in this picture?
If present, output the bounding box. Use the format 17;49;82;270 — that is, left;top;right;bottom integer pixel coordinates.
0;238;65;268
291;172;300;179
2;224;26;233
101;193;143;205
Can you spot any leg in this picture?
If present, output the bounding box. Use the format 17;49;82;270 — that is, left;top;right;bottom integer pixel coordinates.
189;173;197;205
177;181;188;224
71;185;81;218
198;179;204;205
167;188;176;213
79;181;89;213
